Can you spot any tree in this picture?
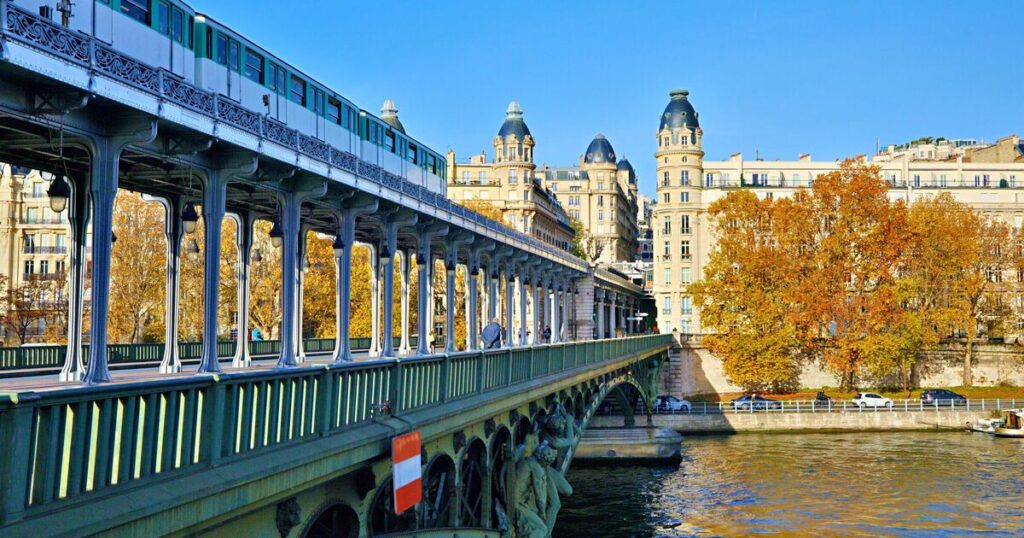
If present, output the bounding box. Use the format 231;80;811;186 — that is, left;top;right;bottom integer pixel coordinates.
689;190;803;392
957;219;1012;386
0;273;67;345
108;192;166;343
570;217;603;262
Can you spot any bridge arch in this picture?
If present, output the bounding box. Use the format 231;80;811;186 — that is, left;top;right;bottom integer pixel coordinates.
368;476;416;536
457;438;489;528
489;426;514;530
302;502;359;538
421;453;457;529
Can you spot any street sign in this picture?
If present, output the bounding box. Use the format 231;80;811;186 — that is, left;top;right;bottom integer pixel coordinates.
392;431;422;515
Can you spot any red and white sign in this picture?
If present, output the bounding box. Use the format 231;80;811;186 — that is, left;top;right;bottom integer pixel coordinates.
392;431;422;515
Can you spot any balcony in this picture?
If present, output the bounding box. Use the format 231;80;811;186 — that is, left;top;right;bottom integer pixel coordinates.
23;246;68;254
22;273;65;281
20;217;65;225
680;253;691;260
680;228;692;235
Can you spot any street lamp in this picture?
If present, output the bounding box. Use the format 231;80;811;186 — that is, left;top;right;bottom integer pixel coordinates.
380;246;392;266
47;175;71;213
269;220;283;248
332;236;345;257
181;203;199;234
186;238;200;257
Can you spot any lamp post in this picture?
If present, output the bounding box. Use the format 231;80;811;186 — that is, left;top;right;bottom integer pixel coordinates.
47;175;71;213
269;220;283;248
181;203;199;234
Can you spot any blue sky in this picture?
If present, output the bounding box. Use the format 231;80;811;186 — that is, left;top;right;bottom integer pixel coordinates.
205;1;1023;197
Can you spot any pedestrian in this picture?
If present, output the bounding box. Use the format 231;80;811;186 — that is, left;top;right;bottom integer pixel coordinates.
483;318;502;349
543;326;551;343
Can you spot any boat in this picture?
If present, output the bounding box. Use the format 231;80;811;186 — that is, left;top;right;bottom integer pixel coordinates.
967;417;1006;434
992;409;1024;438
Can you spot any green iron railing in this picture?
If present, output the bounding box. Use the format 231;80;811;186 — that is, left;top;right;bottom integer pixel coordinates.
0;336;418;373
0;334;671;524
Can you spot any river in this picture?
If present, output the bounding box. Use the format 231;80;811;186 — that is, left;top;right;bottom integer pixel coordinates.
555;431;1024;537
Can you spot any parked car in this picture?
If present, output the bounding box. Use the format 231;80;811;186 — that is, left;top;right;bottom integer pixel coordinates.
852;392;893;409
654;395;692;413
920;389;967;406
731;394;782;411
814;391;832;408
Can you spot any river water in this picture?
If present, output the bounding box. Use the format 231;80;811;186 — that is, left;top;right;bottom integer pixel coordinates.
555;432;1024;537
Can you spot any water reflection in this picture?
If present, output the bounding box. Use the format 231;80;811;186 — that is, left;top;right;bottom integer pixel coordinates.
556;432;1024;537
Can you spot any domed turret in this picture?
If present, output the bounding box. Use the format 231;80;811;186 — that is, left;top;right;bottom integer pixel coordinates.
659;89;699;130
617;158;637;184
380;98;405;133
584;133;616;164
498;101;531;139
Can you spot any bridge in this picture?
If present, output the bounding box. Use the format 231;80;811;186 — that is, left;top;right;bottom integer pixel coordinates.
0;2;659;536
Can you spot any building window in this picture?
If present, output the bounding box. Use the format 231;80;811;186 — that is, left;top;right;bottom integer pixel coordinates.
680;170;689;186
681;241;690;258
550;183;557;191
461;171;470;182
597;196;604;207
40;260;49;275
662;297;671;315
523;190;530;201
681;296;692;315
662;171;670;187
681;215;690;234
662;192;670;203
509;171;518;184
663;268;671;285
24;260;33;276
705;173;714;187
568;196;580;206
244;50;264;83
56;261;65;274
598;210;605;221
569;186;581;193
662;217;671;235
662;242;671;259
681;268;691;284
681;192;689;203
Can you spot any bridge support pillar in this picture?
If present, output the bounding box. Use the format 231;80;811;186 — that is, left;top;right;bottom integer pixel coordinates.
59;174;90;382
518;268;528;347
595;289;606;341
416;223;447;355
444;260;456;352
399;250;412;354
334;199;377;362
532;271;542;345
467;261;479;350
198;155;258;374
276;180;326;368
158;195;184;374
562;280;571;342
296;224;309;363
608;292;617;339
382;212;416;358
83;121;159;385
368;242;380;356
232;211;255;368
504;269;515;348
550;278;560;344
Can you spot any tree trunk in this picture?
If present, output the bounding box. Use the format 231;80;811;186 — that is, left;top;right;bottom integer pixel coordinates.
963;336;974;387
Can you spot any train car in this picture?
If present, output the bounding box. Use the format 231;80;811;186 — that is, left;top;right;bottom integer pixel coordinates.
193;13;446;195
13;0;196;80
10;1;446;196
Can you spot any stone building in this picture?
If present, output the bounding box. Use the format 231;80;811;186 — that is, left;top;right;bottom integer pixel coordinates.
0;164;72;341
652;89;1024;335
446;102;574;252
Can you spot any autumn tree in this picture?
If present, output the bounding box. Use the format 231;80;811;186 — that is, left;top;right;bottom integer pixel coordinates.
957;219;1013;386
689;190;807;392
108;192;166;343
0;273;67;345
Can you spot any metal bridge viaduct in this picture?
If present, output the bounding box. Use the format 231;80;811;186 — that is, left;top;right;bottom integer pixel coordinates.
0;3;665;536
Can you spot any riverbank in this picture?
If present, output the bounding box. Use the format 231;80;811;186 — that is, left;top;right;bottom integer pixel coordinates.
590;408;995;433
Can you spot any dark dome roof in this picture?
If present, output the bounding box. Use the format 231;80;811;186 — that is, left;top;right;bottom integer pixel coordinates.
380;99;405;134
617;158;637;184
498;101;531;139
583;133;616;164
660;89;699;130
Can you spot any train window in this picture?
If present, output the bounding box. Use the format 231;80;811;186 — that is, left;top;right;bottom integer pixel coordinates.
228;40;240;71
157;2;170;34
385;131;396;153
269;64;286;94
327;98;341;125
244;50;264;83
171;8;185;44
215;34;227;64
289;75;306;106
121;0;150;24
407;143;418;164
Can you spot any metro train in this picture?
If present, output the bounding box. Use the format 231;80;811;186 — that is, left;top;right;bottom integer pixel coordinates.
13;0;447;194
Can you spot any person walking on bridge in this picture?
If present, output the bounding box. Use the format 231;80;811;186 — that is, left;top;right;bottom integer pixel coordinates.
483;318;502;349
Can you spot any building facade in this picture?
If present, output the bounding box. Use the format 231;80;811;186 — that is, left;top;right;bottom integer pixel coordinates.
0;164;72;341
446;102;575;251
537;136;640;264
652;89;1024;335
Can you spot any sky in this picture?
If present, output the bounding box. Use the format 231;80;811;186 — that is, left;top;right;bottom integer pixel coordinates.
202;1;1023;198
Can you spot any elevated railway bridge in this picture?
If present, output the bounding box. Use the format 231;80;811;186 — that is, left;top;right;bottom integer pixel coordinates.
0;2;659;536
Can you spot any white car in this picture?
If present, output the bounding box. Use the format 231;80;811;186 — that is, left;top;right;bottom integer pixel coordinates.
852;392;893;409
655;395;692;413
